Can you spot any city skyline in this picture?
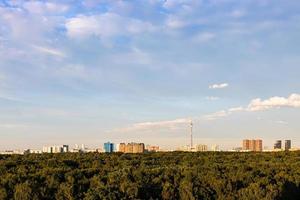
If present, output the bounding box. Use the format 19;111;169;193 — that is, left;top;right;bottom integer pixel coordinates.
0;0;300;150
0;137;297;153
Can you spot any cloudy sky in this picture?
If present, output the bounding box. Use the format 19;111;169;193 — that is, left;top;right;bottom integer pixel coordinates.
0;0;300;150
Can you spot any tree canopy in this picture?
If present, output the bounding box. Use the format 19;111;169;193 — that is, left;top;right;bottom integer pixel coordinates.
0;151;299;199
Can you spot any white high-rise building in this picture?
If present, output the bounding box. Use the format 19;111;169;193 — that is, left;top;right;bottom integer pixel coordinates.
63;145;69;153
196;144;208;152
116;144;120;152
211;144;220;152
42;145;69;153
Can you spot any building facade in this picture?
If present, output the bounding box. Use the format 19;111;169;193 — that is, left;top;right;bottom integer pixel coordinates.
146;145;160;152
118;142;145;153
196;144;208;152
104;142;114;153
274;140;282;150
211;144;220;152
285;140;291;151
243;139;250;151
42;145;69;153
242;139;263;152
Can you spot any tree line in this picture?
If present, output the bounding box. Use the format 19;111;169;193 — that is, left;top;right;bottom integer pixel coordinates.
0;151;300;199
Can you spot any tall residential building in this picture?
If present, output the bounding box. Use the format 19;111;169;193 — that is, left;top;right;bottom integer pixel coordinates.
118;143;145;153
285;140;291;151
42;146;49;153
243;139;250;151
242;139;263;152
211;144;219;152
274;140;282;149
104;142;114;153
254;140;263;152
196;144;208;152
42;145;69;153
63;145;69;153
118;143;126;152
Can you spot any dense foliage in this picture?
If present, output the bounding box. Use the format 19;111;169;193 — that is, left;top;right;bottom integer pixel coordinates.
0;151;300;200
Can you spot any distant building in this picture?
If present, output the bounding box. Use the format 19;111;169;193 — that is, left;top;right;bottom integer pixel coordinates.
274;140;282;150
42;146;53;153
242;139;263;152
42;146;49;153
63;145;69;153
285;140;291;151
211;144;220;152
118;143;126;152
104;142;114;153
176;145;190;151
146;145;160;152
243;140;250;151
196;144;208;152
255;140;263;152
42;145;69;153
0;150;24;155
29;149;42;154
118;142;145;153
53;146;62;153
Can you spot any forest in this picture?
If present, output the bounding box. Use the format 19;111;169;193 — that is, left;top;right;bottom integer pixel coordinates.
0;151;300;200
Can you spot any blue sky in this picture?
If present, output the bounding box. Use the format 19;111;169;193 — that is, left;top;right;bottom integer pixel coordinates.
0;0;300;150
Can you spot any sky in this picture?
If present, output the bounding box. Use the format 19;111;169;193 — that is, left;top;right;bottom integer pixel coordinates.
0;0;300;150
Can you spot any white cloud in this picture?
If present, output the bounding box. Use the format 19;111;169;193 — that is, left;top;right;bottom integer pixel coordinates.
247;93;300;111
165;15;187;29
110;118;191;133
203;110;228;120
203;106;243;120
0;5;62;43
275;120;288;125
23;2;69;14
228;107;244;112
65;13;155;39
109;93;300;133
204;93;300;120
163;0;199;9
206;96;219;101
209;83;229;89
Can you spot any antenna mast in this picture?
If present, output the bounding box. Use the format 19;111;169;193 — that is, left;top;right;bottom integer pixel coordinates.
190;120;193;150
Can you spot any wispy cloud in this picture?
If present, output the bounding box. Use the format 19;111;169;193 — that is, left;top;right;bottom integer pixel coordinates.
165;15;187;29
203;107;243;120
0;123;30;129
23;1;69;14
204;93;300;120
194;32;216;43
32;45;66;58
109;118;191;133
209;83;229;89
65;13;155;39
0;0;299;148
109;93;300;133
275;120;288;125
203;110;228;120
206;96;220;101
